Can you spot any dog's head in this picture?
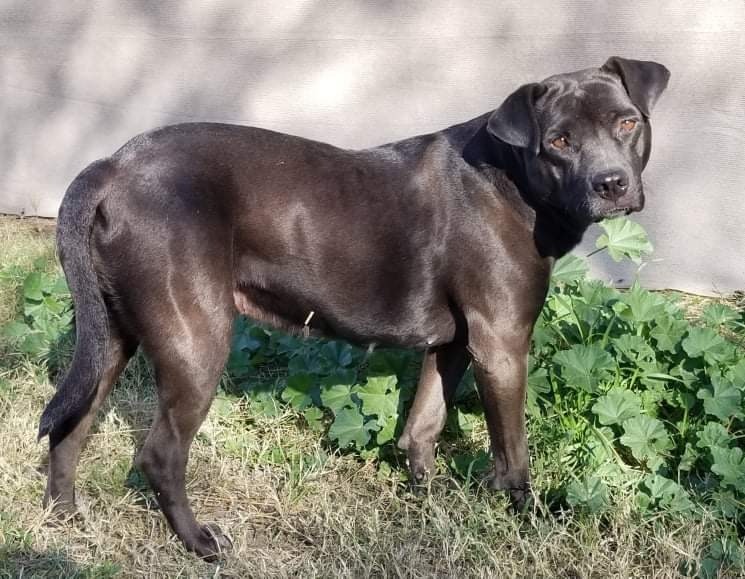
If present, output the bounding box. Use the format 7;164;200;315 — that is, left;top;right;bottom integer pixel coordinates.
488;57;670;223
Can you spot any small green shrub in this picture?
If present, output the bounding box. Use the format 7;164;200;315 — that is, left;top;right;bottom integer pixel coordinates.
2;258;73;365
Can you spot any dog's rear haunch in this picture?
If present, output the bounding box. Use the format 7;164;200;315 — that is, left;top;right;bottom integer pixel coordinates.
40;57;669;559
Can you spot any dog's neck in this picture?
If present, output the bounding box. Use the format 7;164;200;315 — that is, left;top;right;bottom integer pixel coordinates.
444;115;588;259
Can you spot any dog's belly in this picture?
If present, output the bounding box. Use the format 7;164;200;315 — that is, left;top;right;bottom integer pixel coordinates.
232;265;457;350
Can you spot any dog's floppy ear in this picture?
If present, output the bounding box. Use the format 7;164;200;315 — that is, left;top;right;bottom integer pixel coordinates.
487;83;546;155
601;56;670;118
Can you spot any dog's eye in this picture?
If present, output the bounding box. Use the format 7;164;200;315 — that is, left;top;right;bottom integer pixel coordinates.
550;136;570;150
620;119;637;132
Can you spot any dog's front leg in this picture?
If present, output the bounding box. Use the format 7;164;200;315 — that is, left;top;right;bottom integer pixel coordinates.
468;322;532;508
398;342;470;482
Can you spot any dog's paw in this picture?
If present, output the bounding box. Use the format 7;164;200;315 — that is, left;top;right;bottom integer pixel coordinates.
404;443;436;487
484;471;533;512
45;498;83;525
507;486;533;513
188;523;233;561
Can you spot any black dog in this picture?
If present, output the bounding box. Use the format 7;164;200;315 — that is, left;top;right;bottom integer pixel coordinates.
39;57;669;559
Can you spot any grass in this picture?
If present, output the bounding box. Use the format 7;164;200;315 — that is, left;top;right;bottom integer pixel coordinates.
0;214;742;578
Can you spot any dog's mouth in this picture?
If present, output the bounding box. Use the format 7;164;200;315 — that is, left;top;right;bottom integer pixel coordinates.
597;206;635;220
590;191;645;222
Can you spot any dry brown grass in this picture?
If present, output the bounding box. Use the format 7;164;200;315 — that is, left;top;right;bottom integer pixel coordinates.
0;365;729;578
0;215;740;578
2;377;734;577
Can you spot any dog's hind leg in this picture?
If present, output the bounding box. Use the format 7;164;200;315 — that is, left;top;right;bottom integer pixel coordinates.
44;323;138;515
398;343;470;482
133;279;234;560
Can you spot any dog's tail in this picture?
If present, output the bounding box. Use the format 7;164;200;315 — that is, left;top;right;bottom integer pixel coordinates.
38;158;115;441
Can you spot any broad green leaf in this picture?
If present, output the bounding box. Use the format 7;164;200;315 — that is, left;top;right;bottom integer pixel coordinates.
276;333;303;356
613;334;655;363
578;279;619;306
531;321;554;353
226;350;252;379
711;489;740;518
355;375;399;420
642;474;681;500
50;275;69;295
2;321;30;339
546;292;575;321
640;474;695;514
453;370;478;403
595;217;653;263
359;447;381;461
20;332;47;355
696;422;732;450
23;271;44;300
649;316;688;353
728;360;745;386
320;340;355;368
320;380;355;414
374;415;397;445
682;327;736;364
566;476;609;513
701;303;740;328
366;350;414;378
551;254;589;283
328;407;375;448
697;375;742;421
41;295;66;315
281;373;315;409
233;328;265;352
710;446;745;489
455;408;482;433
592;388;642;425
302;407;325;431
248;390;282;417
552;343;615;392
24;298;48;319
376;460;393;479
620;415;672;466
618;283;667;323
573;300;604;327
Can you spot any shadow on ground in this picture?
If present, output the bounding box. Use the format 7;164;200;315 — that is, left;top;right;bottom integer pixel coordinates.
0;547;120;579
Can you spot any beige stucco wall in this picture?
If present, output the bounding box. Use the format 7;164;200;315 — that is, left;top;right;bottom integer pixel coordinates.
1;1;744;294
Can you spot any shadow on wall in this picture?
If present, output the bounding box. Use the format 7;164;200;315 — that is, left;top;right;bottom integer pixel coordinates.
1;1;737;207
3;0;514;217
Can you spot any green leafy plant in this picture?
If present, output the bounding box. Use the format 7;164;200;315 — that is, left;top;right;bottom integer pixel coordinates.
2;260;72;361
524;220;744;565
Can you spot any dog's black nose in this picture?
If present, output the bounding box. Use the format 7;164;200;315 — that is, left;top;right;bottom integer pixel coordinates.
592;170;629;200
